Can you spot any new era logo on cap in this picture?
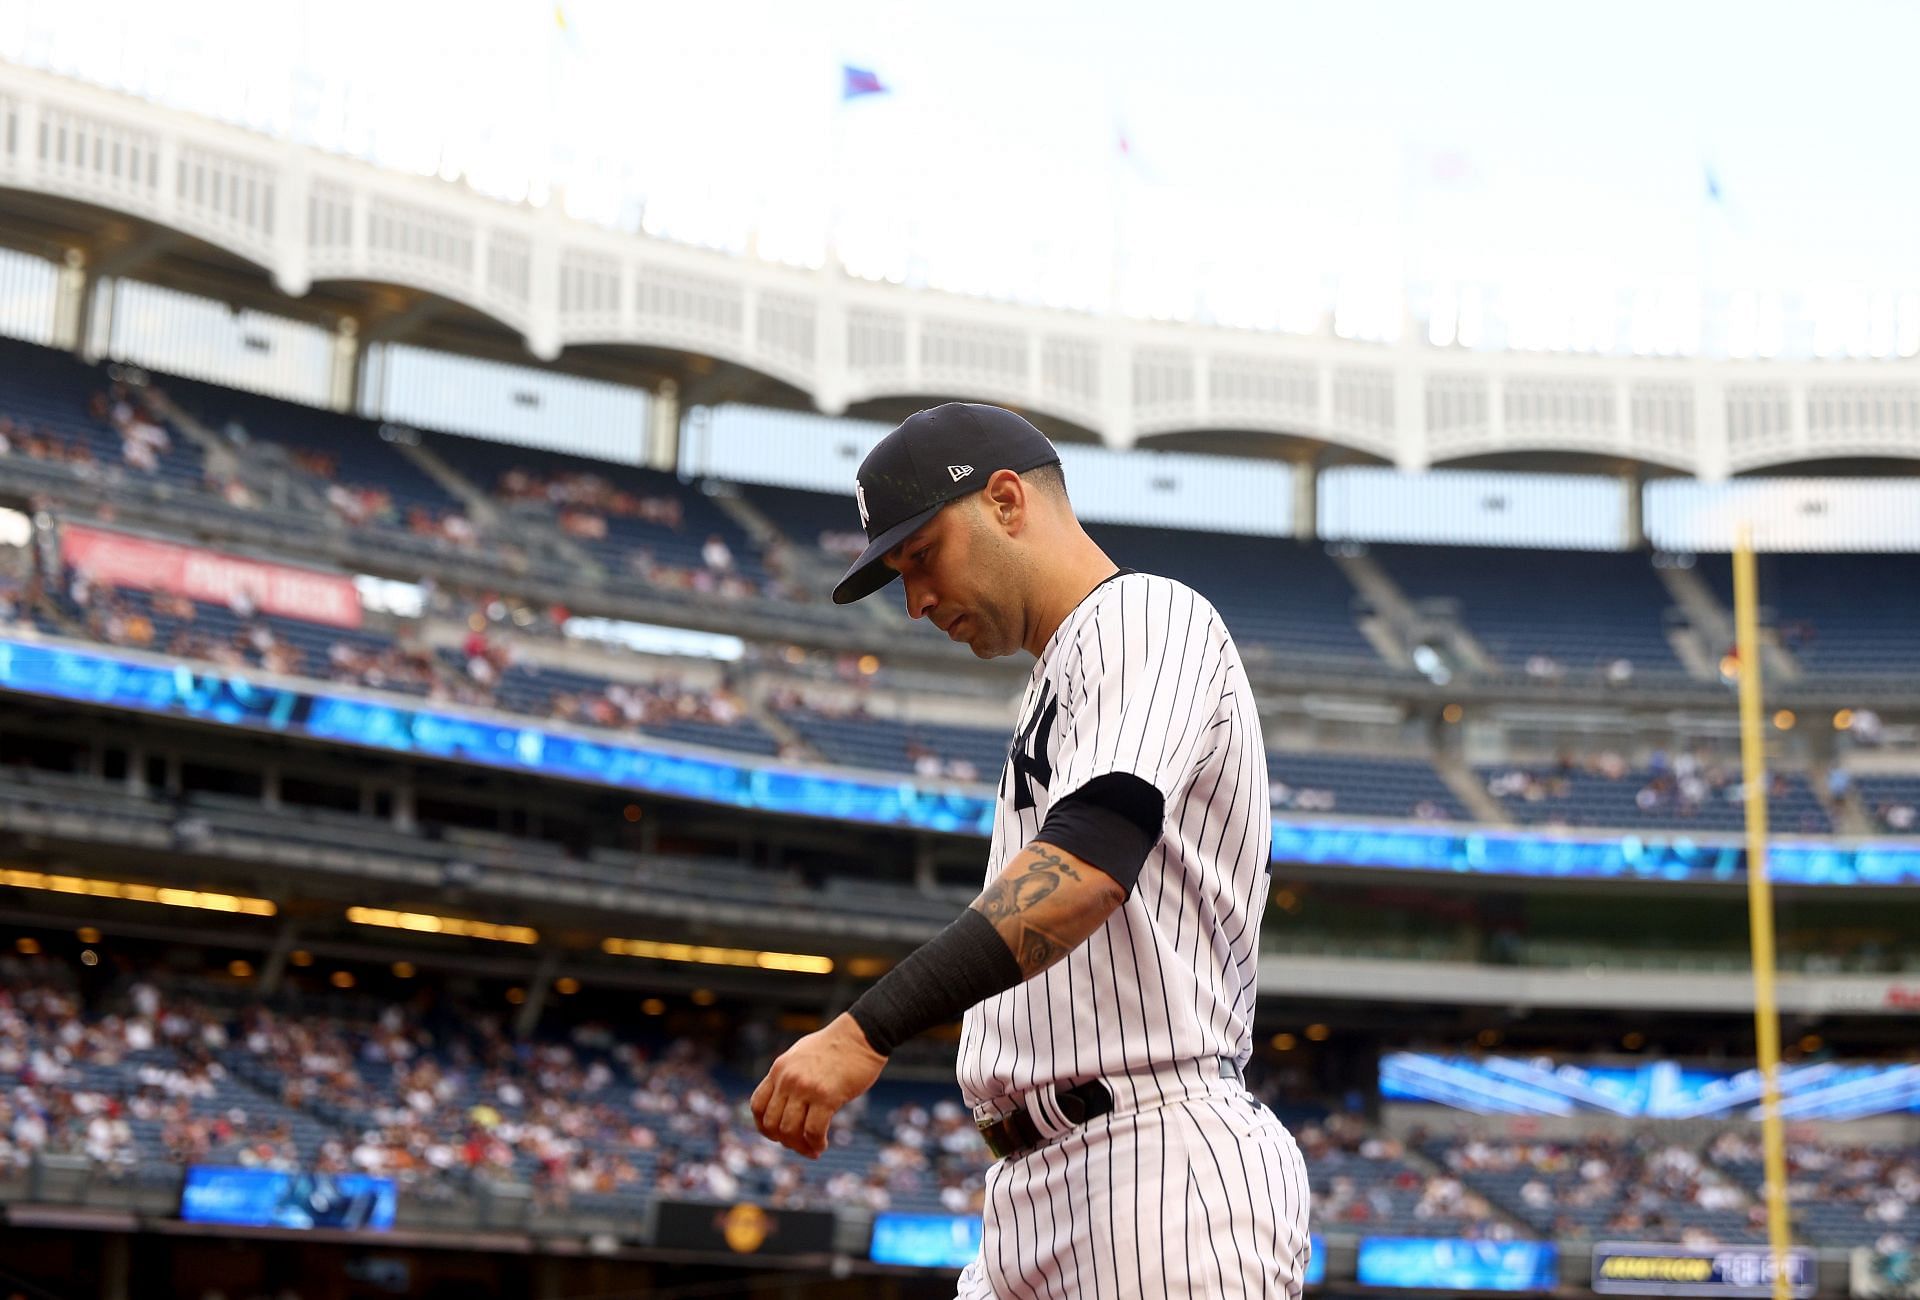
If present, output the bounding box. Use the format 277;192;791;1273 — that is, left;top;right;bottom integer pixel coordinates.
833;403;1060;604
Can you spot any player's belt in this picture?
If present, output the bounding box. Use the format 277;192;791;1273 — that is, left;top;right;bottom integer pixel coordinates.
976;1079;1114;1161
977;1058;1245;1160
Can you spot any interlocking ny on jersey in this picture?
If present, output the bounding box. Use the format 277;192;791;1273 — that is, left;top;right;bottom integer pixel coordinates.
961;570;1272;1108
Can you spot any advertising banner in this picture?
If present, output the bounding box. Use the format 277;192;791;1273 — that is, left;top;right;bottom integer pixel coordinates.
62;523;362;628
869;1213;983;1269
1356;1238;1557;1291
1592;1242;1816;1298
654;1199;835;1258
179;1165;395;1230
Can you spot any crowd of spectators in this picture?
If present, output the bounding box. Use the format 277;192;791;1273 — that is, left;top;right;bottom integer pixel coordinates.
547;675;752;735
0;413;104;475
0;963;988;1217
763;683;987;781
2;375;267;511
498;468;684;534
812;526;867;564
90;384;174;474
0;380;173;484
1268;779;1340;814
1875;798;1917;833
1484;749;1803;824
618;541;781;604
7;565;767;741
1522;653;1638;688
1437;1133;1761;1246
4;959;1916;1248
285;446;479;549
1299;1114;1513;1236
493;466;811;604
0;971;297;1177
1270;780;1459;822
1710;1131;1919;1251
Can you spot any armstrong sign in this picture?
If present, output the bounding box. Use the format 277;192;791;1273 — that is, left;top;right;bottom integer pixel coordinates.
1592;1243;1815;1298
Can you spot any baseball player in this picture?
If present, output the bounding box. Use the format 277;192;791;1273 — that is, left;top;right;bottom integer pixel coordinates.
751;403;1310;1297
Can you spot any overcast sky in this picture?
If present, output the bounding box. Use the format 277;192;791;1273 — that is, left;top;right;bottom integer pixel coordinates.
5;0;1916;356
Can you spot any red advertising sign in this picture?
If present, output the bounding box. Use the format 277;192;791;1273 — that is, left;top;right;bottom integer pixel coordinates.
61;524;363;629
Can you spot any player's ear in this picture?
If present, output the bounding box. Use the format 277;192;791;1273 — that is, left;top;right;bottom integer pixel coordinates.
982;470;1025;536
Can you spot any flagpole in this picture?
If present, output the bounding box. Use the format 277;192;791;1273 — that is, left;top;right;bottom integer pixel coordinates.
1733;524;1794;1300
1108;107;1127;317
829;66;888;276
828;85;847;273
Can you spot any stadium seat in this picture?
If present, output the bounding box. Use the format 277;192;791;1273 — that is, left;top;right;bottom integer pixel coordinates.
1371;544;1686;676
1703;553;1920;677
1267;751;1467;820
0;337;207;495
1478;763;1832;834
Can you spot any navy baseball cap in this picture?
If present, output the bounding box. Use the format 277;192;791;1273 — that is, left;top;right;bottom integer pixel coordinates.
832;402;1060;604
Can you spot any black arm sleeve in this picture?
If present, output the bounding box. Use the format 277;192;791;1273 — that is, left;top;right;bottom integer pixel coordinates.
1034;772;1164;894
846;910;1023;1056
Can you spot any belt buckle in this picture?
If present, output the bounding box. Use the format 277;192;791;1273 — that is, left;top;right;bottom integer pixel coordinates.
977;1119;1014;1161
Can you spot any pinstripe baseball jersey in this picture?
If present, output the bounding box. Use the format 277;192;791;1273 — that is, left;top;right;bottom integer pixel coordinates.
957;570;1271;1109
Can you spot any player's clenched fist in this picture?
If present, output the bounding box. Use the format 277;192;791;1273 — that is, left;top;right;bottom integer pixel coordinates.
749;1012;887;1158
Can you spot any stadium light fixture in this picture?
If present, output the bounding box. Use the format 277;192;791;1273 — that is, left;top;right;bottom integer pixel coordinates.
601;936;834;974
345;906;539;945
0;866;276;916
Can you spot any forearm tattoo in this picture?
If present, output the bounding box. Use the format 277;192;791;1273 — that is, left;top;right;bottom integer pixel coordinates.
972;843;1118;979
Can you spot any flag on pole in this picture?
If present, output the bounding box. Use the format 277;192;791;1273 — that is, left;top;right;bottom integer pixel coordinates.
842;65;888;102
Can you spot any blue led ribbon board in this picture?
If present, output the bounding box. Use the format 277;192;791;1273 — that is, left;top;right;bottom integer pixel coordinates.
1356;1238;1558;1291
1382;1051;1920;1120
3;635;1918;884
180;1165;396;1230
869;1213;983;1268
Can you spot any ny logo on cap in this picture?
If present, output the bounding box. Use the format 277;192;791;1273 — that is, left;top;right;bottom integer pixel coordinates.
948;464;974;482
855;482;870;529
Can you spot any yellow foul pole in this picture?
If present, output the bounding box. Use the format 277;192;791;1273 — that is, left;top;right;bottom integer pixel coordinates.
1733;526;1794;1300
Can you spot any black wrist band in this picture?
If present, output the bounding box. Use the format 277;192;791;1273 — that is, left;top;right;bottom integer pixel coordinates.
847;909;1023;1055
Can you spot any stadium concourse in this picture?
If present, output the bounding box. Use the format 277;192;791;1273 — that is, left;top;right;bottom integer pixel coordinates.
0;62;1915;1300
